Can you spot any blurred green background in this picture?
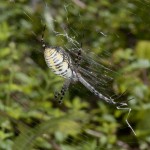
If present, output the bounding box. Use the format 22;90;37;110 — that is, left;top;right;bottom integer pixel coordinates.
0;0;150;150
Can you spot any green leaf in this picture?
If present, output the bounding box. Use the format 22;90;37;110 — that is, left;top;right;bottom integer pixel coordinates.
136;41;150;59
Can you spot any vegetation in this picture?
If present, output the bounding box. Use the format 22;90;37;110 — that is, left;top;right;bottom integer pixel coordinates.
0;0;150;149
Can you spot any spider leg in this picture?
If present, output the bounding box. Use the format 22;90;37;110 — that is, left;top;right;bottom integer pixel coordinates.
54;79;71;104
32;24;47;50
110;89;134;107
54;91;61;100
75;48;82;67
116;104;136;136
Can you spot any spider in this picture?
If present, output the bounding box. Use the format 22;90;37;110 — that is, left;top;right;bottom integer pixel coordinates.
37;25;128;107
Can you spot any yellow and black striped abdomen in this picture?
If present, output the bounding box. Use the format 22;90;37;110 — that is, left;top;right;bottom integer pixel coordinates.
44;47;73;78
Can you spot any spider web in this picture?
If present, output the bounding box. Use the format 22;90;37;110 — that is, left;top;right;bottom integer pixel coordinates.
1;0;150;150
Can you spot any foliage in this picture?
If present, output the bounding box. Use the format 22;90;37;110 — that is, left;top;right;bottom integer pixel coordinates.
0;0;150;150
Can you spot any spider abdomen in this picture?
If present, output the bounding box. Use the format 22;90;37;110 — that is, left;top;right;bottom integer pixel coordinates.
44;47;73;78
